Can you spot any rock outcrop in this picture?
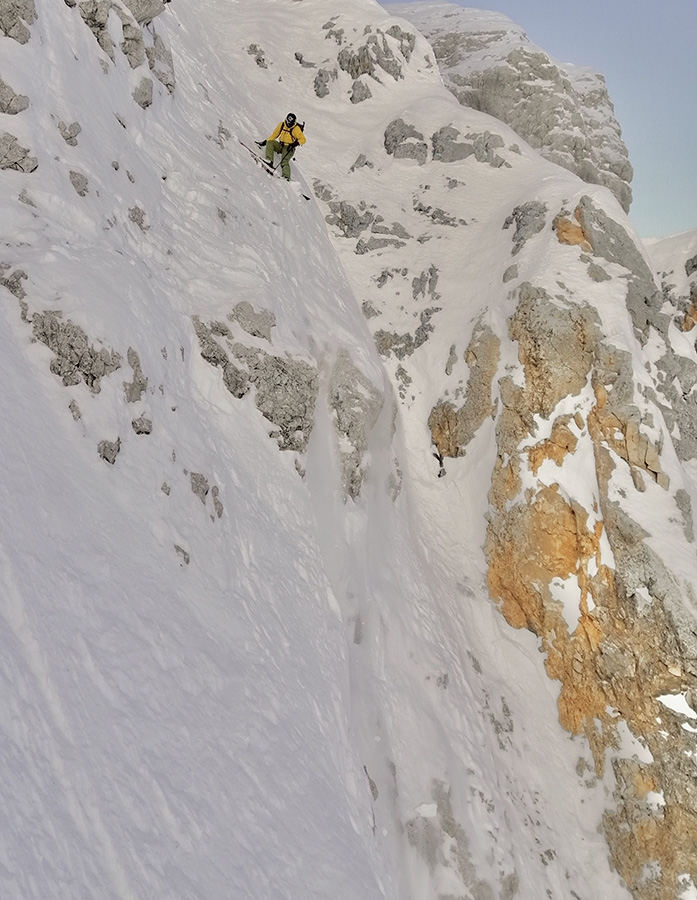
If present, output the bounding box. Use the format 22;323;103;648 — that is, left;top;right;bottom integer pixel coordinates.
0;76;29;114
0;0;36;43
485;278;697;899
75;0;174;91
389;2;633;211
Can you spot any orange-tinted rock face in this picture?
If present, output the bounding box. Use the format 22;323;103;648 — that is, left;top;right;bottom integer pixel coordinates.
485;281;697;899
681;298;697;332
553;208;592;253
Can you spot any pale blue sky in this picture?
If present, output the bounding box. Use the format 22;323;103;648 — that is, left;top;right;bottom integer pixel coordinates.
382;0;697;238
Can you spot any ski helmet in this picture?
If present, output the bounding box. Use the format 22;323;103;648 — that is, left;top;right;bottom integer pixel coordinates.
285;112;297;127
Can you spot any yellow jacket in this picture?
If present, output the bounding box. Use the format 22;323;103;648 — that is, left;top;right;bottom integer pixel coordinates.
268;121;306;146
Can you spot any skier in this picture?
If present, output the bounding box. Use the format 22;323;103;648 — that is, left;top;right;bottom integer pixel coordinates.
256;113;306;181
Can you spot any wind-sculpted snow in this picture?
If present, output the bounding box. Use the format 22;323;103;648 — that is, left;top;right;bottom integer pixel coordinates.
2;1;697;900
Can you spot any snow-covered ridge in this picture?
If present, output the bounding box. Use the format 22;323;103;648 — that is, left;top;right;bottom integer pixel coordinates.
2;1;697;900
385;1;634;211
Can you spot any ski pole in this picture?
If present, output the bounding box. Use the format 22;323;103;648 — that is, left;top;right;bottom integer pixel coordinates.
274;146;293;173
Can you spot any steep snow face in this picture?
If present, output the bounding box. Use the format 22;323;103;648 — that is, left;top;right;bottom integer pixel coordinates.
2;2;697;900
236;3;697;898
385;1;634;212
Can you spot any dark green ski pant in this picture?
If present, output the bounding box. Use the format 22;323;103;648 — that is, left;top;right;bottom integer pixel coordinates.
265;140;295;180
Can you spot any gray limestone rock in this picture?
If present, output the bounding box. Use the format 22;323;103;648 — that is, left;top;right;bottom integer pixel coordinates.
0;266;27;299
502;264;518;284
374;308;440;359
314;68;336;98
146;31;175;93
575;195;666;343
384;118;428;165
190;472;209;503
128;205;149;231
406;781;500;899
246;44;267;68
228;301;275;342
503;201;548;255
69;170;88;196
371;217;410;240
322;18;344;45
192;317;318;451
649;355;697;462
222;362;249;399
385;24;416;61
503;282;600;418
429;320;500;458
401;6;633;211
79;1;114;61
588;261;611;283
241;349;318;452
602;498;697;670
191;321;244;397
32;310;121;392
326;200;374;238
431;126;474;163
131;416;152;435
337;29;407;83
675;488;694;543
0;0;35;43
393;140;428;165
384;118;423;148
365;32;403;80
686;255;697;278
350;79;372;104
349;154;374;172
98;437;120;464
445;344;458;376
211;485;224;518
121;0;167;25
355;236;406;254
294;51;316;69
0;132;37;172
123;347;148;402
174;544;190;565
58;120;81;145
0;76;28;114
327;349;384;499
412;265;439;300
413;200;463;228
118;13;146;68
338;45;374;79
465;130;508;168
132;77;153;109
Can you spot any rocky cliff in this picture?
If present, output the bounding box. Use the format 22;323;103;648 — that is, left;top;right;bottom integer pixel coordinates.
1;2;696;900
387;2;634;212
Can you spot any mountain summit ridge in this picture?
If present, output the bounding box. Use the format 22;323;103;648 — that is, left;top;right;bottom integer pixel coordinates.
387;1;634;212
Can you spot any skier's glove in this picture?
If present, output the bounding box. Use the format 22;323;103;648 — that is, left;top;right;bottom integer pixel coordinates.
256;139;267;147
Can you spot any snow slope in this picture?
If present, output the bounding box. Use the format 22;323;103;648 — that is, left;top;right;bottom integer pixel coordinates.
2;1;696;899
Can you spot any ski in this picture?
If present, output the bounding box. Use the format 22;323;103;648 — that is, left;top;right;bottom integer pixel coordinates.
239;141;311;201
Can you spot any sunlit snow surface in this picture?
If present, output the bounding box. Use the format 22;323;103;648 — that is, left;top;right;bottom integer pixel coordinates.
3;0;692;899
